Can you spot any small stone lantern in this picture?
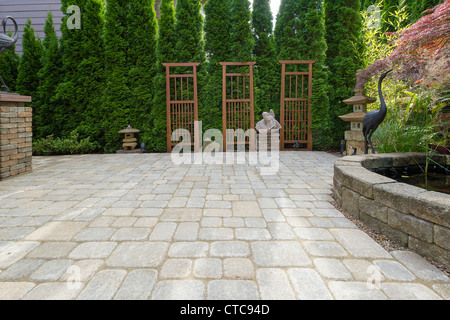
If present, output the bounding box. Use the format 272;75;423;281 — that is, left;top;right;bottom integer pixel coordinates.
339;70;376;155
118;125;141;153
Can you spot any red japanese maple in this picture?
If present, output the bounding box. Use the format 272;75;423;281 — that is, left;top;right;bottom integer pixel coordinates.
355;0;450;90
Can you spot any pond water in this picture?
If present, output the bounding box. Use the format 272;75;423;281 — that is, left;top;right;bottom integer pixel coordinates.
375;166;450;195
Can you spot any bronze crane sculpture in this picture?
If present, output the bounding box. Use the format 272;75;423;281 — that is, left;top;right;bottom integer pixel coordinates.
0;16;19;93
363;69;393;154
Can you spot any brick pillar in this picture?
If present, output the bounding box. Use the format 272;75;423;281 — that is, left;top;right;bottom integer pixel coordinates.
0;94;32;180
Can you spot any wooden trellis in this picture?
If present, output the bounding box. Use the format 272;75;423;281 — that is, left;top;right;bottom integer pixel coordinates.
279;60;315;151
220;62;256;152
164;62;200;153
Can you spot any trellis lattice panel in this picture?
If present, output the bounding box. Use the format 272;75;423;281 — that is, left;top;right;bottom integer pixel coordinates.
220;62;256;152
164;63;200;153
279;60;315;151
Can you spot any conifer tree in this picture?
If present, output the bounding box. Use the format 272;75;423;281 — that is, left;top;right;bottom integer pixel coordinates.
174;0;205;64
229;0;256;127
0;32;19;93
253;0;279;117
16;19;43;99
202;0;232;131
274;0;301;60
57;0;105;141
274;0;332;149
146;0;177;152
36;12;63;139
297;0;332;149
127;0;158;138
229;0;254;63
325;0;363;146
172;0;206;145
101;0;133;152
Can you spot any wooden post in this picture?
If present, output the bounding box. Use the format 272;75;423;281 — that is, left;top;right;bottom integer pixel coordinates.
307;62;313;151
193;65;200;152
222;63;227;152
165;64;171;153
249;63;255;151
280;62;286;151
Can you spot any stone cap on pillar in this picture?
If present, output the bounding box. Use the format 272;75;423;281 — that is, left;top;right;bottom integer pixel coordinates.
0;94;32;103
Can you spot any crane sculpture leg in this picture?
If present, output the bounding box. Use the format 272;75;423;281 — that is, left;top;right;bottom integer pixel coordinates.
364;128;376;155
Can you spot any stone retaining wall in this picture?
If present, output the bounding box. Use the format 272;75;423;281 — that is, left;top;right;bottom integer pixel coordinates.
0;94;32;180
333;153;450;269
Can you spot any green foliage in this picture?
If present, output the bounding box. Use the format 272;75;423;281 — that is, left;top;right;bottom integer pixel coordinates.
16;19;43;98
57;0;105;144
253;0;279;118
359;1;449;156
372;88;447;153
0;31;19;92
101;0;133;153
202;0;232;131
14;0;431;154
127;0;158;147
230;0;254;63
274;0;301;60
381;0;401;33
174;0;205;64
145;0;177;153
325;0;363;146
297;0;333;150
274;0;333;149
35;12;63;140
33;131;99;156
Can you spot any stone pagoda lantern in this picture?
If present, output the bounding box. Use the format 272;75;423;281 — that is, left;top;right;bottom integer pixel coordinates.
117;125;141;153
339;70;376;155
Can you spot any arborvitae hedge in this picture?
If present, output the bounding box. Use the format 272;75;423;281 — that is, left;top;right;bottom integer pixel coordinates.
16;19;43;99
57;0;105;143
127;0;158;145
146;0;177;152
274;0;333;149
275;0;301;61
230;0;254;63
101;0;133;153
36;12;63;140
202;0;232;132
253;0;279;118
325;0;363;146
0;32;19;93
297;0;333;149
8;0;410;152
174;0;205;64
16;19;43;140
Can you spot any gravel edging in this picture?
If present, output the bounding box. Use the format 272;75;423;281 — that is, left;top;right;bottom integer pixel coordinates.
331;201;450;277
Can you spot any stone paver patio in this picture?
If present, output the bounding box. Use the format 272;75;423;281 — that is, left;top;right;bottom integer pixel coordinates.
0;152;448;300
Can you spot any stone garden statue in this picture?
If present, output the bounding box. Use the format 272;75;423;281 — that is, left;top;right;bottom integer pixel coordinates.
255;109;282;133
0;16;19;93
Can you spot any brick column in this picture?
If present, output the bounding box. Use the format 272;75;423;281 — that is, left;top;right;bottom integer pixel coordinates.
0;94;32;180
